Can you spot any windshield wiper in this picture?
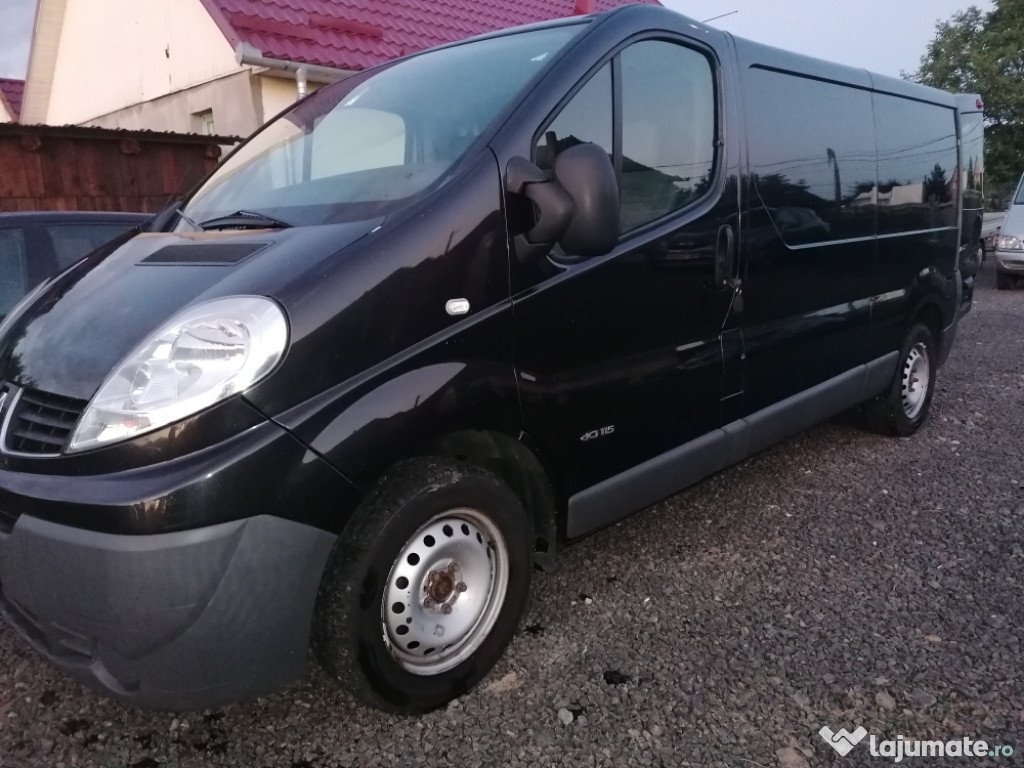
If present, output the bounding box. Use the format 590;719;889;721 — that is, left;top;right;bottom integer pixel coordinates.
198;210;294;231
176;208;201;231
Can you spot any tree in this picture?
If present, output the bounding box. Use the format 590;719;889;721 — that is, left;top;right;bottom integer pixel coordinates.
924;163;951;202
907;0;1024;195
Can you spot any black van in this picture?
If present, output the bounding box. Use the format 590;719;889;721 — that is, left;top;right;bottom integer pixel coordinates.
0;5;965;712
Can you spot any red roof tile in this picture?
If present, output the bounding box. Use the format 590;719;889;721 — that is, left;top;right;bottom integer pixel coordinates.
198;0;660;71
0;78;25;121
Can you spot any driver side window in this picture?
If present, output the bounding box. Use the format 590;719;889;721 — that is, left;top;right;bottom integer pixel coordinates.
535;63;612;173
535;40;717;238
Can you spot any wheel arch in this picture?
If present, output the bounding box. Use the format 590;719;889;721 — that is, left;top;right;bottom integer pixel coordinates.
912;300;944;343
279;356;561;568
430;429;560;571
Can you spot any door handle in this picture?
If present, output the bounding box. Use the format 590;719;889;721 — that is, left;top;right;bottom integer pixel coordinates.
715;224;735;288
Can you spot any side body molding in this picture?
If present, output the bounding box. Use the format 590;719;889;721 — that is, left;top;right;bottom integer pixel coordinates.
566;352;898;539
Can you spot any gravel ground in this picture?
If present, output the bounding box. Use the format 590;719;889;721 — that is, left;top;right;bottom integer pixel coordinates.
1;262;1022;768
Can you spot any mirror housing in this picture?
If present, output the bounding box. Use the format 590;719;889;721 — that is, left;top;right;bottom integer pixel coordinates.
552;143;620;258
505;143;620;263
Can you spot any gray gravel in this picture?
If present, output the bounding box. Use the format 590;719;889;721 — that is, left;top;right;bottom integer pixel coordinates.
2;261;1023;768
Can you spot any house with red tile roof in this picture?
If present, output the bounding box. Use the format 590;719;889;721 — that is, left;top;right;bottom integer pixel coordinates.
0;79;24;123
22;0;658;137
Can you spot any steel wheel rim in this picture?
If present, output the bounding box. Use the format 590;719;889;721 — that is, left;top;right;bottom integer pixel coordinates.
382;507;509;676
901;342;930;419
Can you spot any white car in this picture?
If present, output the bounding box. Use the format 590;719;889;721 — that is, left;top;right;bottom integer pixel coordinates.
994;172;1024;289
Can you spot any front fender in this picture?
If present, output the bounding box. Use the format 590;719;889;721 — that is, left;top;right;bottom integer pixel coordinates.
268;307;521;491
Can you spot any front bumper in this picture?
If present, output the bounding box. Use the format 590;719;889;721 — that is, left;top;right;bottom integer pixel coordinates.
0;513;336;710
0;415;359;710
994;252;1024;274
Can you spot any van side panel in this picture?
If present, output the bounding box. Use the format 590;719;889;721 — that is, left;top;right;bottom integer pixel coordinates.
735;50;877;413
868;83;960;359
566;38;962;536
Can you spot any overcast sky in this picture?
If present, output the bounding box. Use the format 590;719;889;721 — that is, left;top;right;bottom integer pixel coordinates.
0;0;992;81
658;1;991;77
1;0;35;79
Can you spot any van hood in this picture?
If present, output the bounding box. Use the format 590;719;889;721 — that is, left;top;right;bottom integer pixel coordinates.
0;220;380;402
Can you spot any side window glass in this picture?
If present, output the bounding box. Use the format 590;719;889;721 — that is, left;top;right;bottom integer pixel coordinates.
620;41;716;231
0;228;28;317
535;63;612;172
47;225;134;270
873;94;958;234
745;67;876;243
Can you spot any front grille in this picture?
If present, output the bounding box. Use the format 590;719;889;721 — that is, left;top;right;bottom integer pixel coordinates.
4;388;87;456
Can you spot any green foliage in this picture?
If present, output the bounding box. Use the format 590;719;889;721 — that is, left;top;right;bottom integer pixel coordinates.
908;0;1024;192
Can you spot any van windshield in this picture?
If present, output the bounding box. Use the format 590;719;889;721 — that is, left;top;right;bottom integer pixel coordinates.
180;25;580;229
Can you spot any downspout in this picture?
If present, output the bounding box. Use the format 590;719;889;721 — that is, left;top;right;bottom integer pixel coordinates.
235;42;347;101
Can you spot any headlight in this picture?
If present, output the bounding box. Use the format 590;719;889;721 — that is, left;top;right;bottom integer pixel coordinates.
997;234;1024;251
68;295;288;452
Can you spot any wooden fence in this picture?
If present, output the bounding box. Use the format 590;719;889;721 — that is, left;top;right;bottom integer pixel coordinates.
0;124;240;213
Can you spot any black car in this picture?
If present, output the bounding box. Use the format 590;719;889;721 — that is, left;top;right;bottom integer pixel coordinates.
0;211;149;317
0;6;966;713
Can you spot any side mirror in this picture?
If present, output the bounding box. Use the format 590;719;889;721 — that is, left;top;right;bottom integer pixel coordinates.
552;143;620;258
506;143;620;262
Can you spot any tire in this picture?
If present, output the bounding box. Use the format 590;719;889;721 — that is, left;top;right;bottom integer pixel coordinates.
312;457;532;713
864;323;936;436
996;272;1013;290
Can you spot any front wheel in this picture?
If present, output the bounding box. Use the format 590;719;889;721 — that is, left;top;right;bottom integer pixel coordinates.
996;272;1014;290
864;323;937;436
313;458;532;712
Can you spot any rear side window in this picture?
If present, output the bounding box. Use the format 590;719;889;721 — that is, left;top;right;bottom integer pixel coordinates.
874;95;958;234
0;228;28;317
537;39;718;238
745;68;876;244
47;224;134;270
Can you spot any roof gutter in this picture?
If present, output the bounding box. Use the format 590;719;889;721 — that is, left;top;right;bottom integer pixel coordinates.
235;42;350;100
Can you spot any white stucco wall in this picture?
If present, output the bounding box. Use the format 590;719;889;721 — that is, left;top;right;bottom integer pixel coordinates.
259;76;302;125
81;70;262;139
46;0;239;126
258;75;330;125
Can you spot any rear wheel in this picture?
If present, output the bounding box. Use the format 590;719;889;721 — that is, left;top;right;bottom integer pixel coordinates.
864;323;936;436
313;458;532;713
